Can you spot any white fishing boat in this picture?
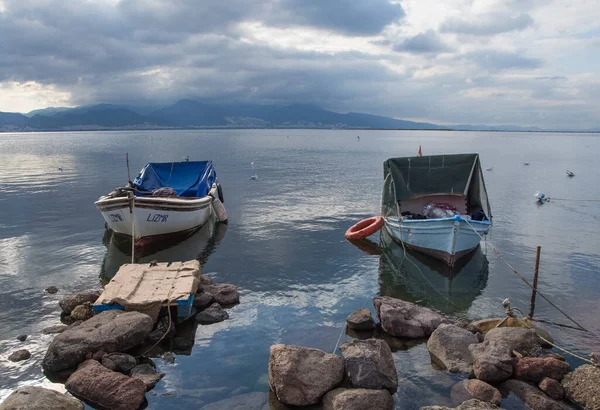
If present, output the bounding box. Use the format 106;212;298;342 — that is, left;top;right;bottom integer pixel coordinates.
95;161;226;247
382;154;492;267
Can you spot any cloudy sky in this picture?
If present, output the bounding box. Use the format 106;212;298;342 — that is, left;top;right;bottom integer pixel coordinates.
1;0;599;127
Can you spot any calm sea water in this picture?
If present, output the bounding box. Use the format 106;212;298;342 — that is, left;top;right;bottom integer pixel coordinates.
0;130;599;409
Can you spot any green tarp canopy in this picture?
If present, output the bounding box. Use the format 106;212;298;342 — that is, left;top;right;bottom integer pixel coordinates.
381;153;491;219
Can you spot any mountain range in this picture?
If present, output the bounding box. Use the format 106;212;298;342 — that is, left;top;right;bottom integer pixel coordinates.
0;99;597;132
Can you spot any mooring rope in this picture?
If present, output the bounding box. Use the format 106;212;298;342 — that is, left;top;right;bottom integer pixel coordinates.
460;217;590;333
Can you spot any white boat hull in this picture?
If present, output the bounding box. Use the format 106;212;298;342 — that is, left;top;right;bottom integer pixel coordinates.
384;215;491;266
95;195;214;243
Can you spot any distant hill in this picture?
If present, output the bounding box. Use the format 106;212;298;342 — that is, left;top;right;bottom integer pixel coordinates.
1;100;598;132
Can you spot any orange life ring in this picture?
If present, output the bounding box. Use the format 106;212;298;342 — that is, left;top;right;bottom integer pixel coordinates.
345;216;384;240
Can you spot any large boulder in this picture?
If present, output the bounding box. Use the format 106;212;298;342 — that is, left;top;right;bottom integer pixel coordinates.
101;353;137;373
42;310;154;372
193;291;215;309
268;344;344;406
484;327;541;357
562;364;600;410
373;296;451;338
427;324;479;374
200;284;239;306
346;309;375;331
323;388;393;410
65;360;146;410
539;377;565;401
59;290;102;315
130;364;165;391
8;349;31;362
421;398;503;410
339;338;397;392
512;356;571;382
195;303;229;324
201;392;269;410
469;341;513;382
450;380;502;406
0;386;83;410
501;379;571;410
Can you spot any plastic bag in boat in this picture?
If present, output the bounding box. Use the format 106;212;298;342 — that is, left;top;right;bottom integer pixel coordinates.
423;203;460;219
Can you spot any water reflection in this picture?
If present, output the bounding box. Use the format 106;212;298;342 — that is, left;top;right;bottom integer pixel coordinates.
100;217;227;281
378;229;489;316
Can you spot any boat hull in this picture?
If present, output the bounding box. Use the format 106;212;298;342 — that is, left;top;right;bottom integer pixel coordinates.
95;195;214;243
384;216;491;266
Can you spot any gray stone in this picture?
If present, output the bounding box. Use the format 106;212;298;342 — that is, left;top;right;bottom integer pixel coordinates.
469;340;513;382
146;314;175;342
323;388;393;410
194;291;215;309
162;352;176;364
65;360;146;410
456;320;483;335
42;325;69;334
199;275;214;285
172;336;194;351
70;302;94;321
45;286;59;294
373;296;451;338
201;392;269;410
201;284;239;305
42;310;154;372
512;356;571;382
562;364;600;410
451;380;502;406
346;309;375;331
501;379;572;410
421;398;503;410
195;303;229;324
0;386;83;410
8;349;31;362
539;377;564;401
59;290;101;315
16;335;27;342
268;344;344;406
427;324;479;374
130;364;165;391
339;338;397;392
484;327;541;357
101;352;137;373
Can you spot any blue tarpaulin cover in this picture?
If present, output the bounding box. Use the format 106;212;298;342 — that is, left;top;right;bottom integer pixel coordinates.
132;161;217;198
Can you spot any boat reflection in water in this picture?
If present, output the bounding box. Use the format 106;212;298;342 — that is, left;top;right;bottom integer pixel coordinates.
378;228;489;316
100;215;227;282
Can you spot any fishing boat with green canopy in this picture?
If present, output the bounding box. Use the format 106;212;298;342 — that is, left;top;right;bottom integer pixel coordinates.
382;153;492;266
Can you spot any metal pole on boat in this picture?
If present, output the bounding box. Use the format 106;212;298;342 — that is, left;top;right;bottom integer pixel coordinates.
529;246;542;318
126;153;135;263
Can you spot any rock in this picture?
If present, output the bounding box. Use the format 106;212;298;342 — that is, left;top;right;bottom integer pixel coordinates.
421;399;503;410
562;364;600;410
456;320;483;335
8;349;31;362
469;340;513;382
70;302;94;321
268;344;344;406
346;309;376;331
339;338;398;392
512;356;571;382
323;388;393;410
172;336;194;351
162;352;176;364
193;292;215;309
427;324;479;374
451;380;502;406
65;360;146;410
146;314;175;342
539;377;564;401
45;286;59;294
199;275;214;285
195;303;229;324
0;386;83;410
91;351;106;360
102;353;137;373
201;392;269;410
130;364;165;391
42;310;154;372
373;296;451;338
42;325;69;334
484;327;541;357
501;379;571;410
59;289;101;315
201;284;239;305
15;335;27;342
544;353;566;361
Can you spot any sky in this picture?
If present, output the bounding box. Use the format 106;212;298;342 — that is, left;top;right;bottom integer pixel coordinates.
0;0;599;128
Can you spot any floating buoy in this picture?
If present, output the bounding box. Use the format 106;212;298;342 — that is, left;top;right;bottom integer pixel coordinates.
345;216;384;240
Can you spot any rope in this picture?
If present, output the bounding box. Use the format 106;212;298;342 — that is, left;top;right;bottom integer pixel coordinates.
138;305;173;358
460;217;590;333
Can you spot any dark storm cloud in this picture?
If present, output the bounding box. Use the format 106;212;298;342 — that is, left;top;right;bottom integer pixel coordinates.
462;50;543;70
440;12;533;36
393;30;451;54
